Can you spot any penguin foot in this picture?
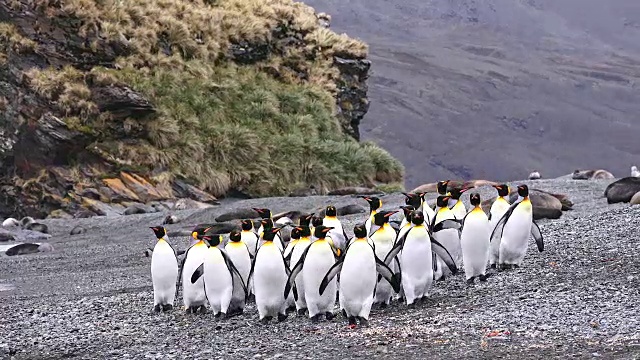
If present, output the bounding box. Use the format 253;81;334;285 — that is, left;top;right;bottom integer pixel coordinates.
406;301;416;308
286;305;296;314
260;316;272;325
227;308;244;317
357;317;369;327
162;304;173;312
297;308;307;316
277;313;287;322
198;305;208;314
379;302;388;309
466;277;475;285
153;304;161;313
310;314;322;323
214;312;222;319
478;274;488;282
348;316;357;326
325;311;335;320
489;263;497;269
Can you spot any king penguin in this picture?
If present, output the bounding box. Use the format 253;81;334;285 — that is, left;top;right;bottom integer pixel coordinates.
488;184;511;268
459;193;491;284
402;192;435;224
149;226;179;312
285;226;338;322
282;227;302;313
253;207;272;236
259;218;285;252
288;225;312;315
240;219;259;257
492;184;544;270
318;224;400;328
180;226;210;313
322;205;348;256
224;230;252;315
362;196;382;235
448;188;470;220
369;210;399;307
431;195;463;278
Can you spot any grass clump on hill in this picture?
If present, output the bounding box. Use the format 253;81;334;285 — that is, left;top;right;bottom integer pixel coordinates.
22;0;403;197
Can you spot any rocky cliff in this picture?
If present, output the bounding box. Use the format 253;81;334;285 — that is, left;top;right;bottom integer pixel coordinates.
0;0;403;219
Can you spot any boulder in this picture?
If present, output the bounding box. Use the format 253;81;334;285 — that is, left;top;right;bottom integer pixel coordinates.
81;197;123;217
119;172;171;202
605;177;640;204
172;180;219;204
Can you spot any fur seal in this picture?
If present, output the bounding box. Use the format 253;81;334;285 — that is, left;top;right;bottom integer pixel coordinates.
215;208;262;222
604;177;640;204
528;171;541;180
70;225;86;235
572;169;615;180
2;218;21;229
317;204;367;218
630;191;640;205
411;179;500;194
327;187;382;196
162;214;180;225
483;188;570;220
631;166;640;178
5;242;54;256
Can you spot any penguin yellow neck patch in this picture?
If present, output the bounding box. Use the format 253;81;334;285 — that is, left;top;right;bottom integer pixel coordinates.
194;240;206;248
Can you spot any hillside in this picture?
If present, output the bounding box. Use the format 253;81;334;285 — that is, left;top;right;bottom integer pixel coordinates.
0;0;403;219
304;0;640;188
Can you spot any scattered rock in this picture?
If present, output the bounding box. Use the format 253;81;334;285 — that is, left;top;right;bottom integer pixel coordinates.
70;225;86;235
172;180;219;204
79;188;103;201
0;230;16;242
162;215;179;224
605;177;640;204
102;178;141;202
630;191;640;205
47;209;73;219
74;209;98;218
215;208;260;222
572;169;615;180
631;166;640;178
119;172;172;202
528;171;541;180
81;197;123;217
38;242;55;253
172;198;214;211
327;187;382;196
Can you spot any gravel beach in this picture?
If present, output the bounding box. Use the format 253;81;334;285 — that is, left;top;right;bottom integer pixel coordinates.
1;178;639;359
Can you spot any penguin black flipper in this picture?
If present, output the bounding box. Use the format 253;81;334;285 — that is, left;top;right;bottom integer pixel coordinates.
531;220;544;252
432;219;462;234
319;259;344;296
190;263;204;284
384;228;409;266
489;201;521;242
220;250;249;300
368;223;381;238
430;237;458;274
374;254;401;293
176;245;194;297
283;245;312;299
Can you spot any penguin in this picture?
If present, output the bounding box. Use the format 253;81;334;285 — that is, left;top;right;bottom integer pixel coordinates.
488;184;511;268
431;195;463;278
249;226;290;324
190;233;248;318
318;224;400;328
437;180;451;196
322;205;348;256
258;218;285;252
240;219;259;257
384;211;457;305
288;226;312;315
309;215;324;241
284;226;338;322
368;210;399;307
224;230;252;316
398;205;415;237
402;192;435;224
180;226;210;313
149;226;179;312
492;184;544;270
253;207;272;236
298;213;315;227
448;188;470;220
282;227;302;313
362;196;382;235
459;193;491;284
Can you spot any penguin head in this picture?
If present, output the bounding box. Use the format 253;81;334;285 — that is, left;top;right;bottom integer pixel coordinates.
373;210;397;226
449;187;469;200
402;192;422;208
311;215;323;228
241;219;253;231
410;210;424;226
469;193;481;206
325;205;338;217
517;184;529;197
290;226;302;241
299;213;314;227
353;224;367;239
191;225;211;240
149;226;166;239
229;230;242;243
262;226;283;241
400;205;415;220
492;184;510;197
252;208;271;219
362;196;382;212
260;218;274;230
202;234;223;247
437;180;450;195
436;196;450;208
313;225;334;239
295;225;312;238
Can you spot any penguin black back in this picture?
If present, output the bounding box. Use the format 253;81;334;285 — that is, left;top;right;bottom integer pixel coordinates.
150;226;166;239
353;224;367;239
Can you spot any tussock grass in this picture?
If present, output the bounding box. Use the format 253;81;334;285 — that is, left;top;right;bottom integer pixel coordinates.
18;0;402;197
0;22;37;54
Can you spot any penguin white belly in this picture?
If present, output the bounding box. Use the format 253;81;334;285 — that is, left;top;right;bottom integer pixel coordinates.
433;228;462;268
372;231;395;305
260;234;284;253
499;203;533;266
253;243;288;319
225;243;251;313
339;241;376;319
290;240;311;311
452;203;466;221
422;203;436;223
400;228;433;304
302;241;337;317
150;241;178;306
203;248;233;315
460;214;491;279
182;244;208;309
241;231;258;257
489;200;510;266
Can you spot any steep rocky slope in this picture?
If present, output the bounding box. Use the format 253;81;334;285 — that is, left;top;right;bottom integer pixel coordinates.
304;0;640;188
0;0;403;219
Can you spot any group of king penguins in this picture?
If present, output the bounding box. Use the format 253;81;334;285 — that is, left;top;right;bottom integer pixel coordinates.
148;180;544;327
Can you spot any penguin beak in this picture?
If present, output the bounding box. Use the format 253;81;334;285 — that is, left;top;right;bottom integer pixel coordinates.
384;211;398;218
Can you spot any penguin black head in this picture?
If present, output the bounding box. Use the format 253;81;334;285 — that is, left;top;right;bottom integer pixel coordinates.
191;225;211;240
402;192;422;208
449;187;469;200
492;184;510;197
311;215;323;228
517;184;529;197
262;226;283;241
362;196;382;212
229;230;242;243
400;205;415;220
410;210;424;226
353;224;367;239
437;180;450;195
469;193;481;206
313;225;334;239
373;210;397;226
150;226;166;239
299;213;314;227
202;234;223;247
260;218;274;230
252;208;271;219
436;196;450;208
290;227;302;240
295;225;311;238
325;205;338;217
241;219;253;231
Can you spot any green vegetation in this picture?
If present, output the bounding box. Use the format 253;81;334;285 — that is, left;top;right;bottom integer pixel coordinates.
20;0;403;197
